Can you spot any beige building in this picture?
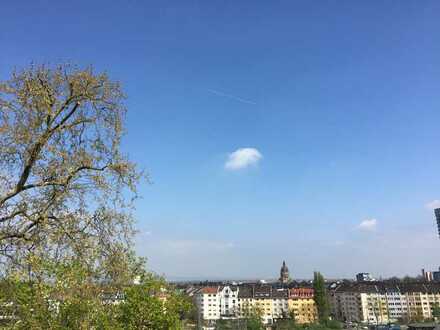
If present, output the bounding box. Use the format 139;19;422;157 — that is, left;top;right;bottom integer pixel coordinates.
331;282;440;324
237;285;275;324
237;284;317;325
288;288;318;324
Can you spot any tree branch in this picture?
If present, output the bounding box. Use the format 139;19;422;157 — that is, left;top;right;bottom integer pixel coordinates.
0;102;81;207
0;164;109;208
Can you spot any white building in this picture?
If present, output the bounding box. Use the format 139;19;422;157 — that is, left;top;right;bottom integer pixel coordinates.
194;285;240;326
218;285;239;317
195;286;220;323
272;288;289;320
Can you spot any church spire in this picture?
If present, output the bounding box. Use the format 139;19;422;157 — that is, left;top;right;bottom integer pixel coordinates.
279;261;290;284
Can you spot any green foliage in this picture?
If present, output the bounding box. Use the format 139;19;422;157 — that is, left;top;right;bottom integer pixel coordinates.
289;309;297;322
0;64;193;329
117;276;191;330
321;319;342;329
313;272;330;323
0;222;191;330
215;317;264;330
215;319;233;329
274;320;342;330
243;306;265;330
432;303;440;319
214;307;264;330
306;322;342;330
274;318;298;329
412;307;425;322
246;317;265;330
0;255;191;329
273;310;297;329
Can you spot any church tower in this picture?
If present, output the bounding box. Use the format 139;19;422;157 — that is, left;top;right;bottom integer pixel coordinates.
279;261;290;284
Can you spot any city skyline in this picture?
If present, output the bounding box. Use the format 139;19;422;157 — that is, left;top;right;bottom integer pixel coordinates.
1;1;440;279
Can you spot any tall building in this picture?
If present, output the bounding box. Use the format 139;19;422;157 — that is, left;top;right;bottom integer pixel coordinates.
433;268;440;282
279;261;290;284
425;271;434;281
435;208;440;237
356;273;374;282
421;267;440;282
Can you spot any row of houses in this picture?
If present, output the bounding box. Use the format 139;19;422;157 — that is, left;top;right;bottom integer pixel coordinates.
330;282;440;325
193;284;317;326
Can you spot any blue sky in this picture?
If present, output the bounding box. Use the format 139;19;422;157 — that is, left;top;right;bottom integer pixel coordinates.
1;1;440;280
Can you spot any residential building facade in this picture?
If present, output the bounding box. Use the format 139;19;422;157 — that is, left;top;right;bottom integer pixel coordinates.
331;282;440;325
435;208;440;238
195;286;221;323
193;262;318;327
195;283;317;326
288;288;318;324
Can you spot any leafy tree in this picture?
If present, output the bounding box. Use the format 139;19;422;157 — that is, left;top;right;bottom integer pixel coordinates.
321;319;342;329
0;64;141;276
432;302;440;319
179;294;199;328
116;275;191;330
0;64;191;328
402;276;423;283
273;320;341;330
274;309;298;329
246;316;265;330
237;306;265;330
306;323;341;330
215;319;233;330
413;306;425;322
0;257;191;329
273;319;298;330
313;272;330;323
289;308;297;323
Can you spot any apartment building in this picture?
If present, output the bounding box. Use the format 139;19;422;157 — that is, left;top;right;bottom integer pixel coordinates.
195;286;221;322
236;284;317;325
288;288;318;324
272;288;289;319
194;285;240;322
331;282;440;325
193;262;316;326
237;284;275;324
218;285;239;317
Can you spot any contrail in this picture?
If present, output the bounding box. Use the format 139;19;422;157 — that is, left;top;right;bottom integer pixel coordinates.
206;88;257;105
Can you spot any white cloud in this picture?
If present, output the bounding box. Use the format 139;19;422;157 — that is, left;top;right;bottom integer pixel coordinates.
358;218;377;231
425;200;440;210
225;148;262;170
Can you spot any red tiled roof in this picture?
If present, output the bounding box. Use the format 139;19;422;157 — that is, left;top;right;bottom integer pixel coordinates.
201;286;219;294
289;287;314;298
